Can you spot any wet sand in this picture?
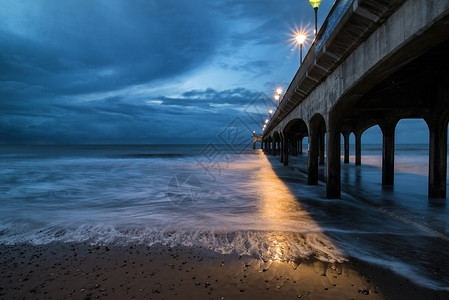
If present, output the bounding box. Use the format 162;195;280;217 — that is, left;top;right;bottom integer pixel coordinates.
1;242;447;300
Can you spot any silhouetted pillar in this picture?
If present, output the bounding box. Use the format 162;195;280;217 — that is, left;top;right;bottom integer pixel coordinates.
428;116;447;198
326;124;341;199
355;132;362;166
319;132;325;165
283;137;289;166
380;121;397;186
292;139;298;156
298;137;303;155
272;141;276;156
342;132;350;164
327;126;341;199
280;137;284;163
308;129;319;185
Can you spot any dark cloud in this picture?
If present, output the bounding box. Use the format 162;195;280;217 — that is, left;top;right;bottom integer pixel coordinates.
161;88;260;107
5;1;410;145
0;0;221;96
0;86;266;144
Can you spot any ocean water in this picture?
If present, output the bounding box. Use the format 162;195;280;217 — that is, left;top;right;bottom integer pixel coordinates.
1;144;448;290
0;145;342;261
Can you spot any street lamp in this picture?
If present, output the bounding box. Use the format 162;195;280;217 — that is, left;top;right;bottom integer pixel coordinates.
308;0;322;36
295;33;307;63
274;94;280;107
276;87;283;95
268;109;273;118
274;87;283;107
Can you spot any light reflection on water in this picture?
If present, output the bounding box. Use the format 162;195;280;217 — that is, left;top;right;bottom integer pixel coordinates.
254;154;345;263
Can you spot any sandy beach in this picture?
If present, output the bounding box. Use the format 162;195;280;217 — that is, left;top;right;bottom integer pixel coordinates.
1;242;447;300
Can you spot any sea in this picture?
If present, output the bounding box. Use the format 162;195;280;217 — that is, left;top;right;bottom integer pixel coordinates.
1;144;448;290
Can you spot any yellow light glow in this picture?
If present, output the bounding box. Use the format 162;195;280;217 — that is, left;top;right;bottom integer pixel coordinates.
295;33;307;45
274;94;280;101
309;0;322;8
276;88;283;95
255;153;345;263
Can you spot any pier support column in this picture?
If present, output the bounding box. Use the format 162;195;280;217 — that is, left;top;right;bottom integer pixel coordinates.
380;120;397;186
355;131;362;166
298;137;303;155
327;126;341;199
308;130;319;185
272;141;276;156
319;132;325;165
428;116;447;198
342;132;350;164
292;139;298;156
283;137;289;166
280;136;284;163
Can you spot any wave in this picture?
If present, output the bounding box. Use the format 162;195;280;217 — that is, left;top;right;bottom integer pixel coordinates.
0;223;346;264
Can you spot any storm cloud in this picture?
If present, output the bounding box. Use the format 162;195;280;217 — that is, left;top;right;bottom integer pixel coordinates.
7;1;425;145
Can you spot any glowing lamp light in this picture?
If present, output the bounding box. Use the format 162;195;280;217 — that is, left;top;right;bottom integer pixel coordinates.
268;109;273;115
308;0;322;8
295;33;307;64
295;34;307;45
276;88;283;95
274;94;280;101
265;119;269;124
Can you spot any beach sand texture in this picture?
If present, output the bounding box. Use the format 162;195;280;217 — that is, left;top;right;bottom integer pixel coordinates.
1;242;447;300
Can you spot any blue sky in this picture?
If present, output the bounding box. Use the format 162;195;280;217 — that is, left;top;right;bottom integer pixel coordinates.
0;0;428;144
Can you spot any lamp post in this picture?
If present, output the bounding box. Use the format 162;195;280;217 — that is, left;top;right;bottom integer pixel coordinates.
308;0;322;36
268;109;273;118
274;87;283;107
274;94;280;105
295;33;307;64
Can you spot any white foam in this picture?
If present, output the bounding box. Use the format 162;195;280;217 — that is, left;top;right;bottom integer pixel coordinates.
0;223;346;263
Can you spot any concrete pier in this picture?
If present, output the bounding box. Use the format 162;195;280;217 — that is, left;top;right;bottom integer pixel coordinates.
262;0;449;199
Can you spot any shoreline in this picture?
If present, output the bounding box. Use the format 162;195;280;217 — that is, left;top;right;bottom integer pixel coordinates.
1;242;447;299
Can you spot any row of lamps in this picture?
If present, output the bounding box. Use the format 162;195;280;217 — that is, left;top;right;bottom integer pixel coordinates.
261;0;323;134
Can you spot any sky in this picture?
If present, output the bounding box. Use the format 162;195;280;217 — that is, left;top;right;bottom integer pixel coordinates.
0;0;428;144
